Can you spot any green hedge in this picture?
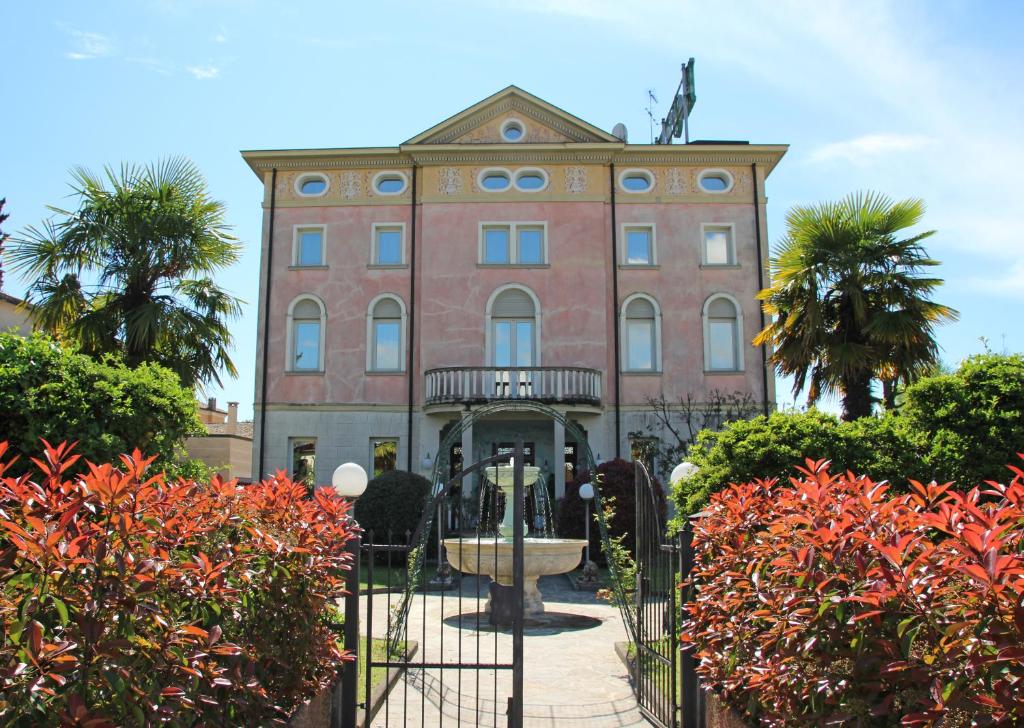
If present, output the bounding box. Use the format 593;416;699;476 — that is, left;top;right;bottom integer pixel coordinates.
672;353;1024;520
900;353;1024;486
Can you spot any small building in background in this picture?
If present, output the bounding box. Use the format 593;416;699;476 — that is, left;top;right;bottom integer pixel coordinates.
185;397;254;482
0;292;34;336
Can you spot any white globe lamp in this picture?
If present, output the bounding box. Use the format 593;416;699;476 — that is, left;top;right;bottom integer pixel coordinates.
578;482;595;500
332;462;369;499
670;461;699;485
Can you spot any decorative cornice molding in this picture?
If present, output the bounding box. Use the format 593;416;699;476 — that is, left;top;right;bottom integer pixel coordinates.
242;144;788;175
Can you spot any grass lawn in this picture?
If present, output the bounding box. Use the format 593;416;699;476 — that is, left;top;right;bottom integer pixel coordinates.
358;561;410;591
357;636;406;704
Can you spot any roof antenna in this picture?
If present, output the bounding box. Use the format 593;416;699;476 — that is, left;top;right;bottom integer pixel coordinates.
645;89;658;144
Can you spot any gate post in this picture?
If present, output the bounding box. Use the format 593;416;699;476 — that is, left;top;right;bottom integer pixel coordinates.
679;526;701;728
334;533;361;728
510;440;525;728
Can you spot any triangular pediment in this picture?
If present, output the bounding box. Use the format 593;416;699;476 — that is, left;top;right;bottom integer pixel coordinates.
404;86;619;145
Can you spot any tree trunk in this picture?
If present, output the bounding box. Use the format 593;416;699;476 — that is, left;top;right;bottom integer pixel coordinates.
841;373;874;421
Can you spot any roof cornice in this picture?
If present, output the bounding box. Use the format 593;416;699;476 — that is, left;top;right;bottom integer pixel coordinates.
240;143;789;178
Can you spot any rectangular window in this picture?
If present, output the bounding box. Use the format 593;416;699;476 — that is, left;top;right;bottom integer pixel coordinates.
293;321;321;370
372;438;398;478
624;225;654;265
290;438;316;491
517;227;544;264
627;319;654;370
629;436;658;469
374;226;403;265
296;227;324;266
484;227;510;264
708;321;737;370
480;223;547;265
373;320;402;370
703;225;734;266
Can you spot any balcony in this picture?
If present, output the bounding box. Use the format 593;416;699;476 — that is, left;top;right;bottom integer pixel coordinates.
424;367;602;407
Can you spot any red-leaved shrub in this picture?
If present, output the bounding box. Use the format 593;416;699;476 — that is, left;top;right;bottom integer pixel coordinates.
682;457;1024;726
0;440;355;726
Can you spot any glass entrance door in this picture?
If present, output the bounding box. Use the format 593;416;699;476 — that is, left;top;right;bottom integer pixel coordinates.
493;319;535;397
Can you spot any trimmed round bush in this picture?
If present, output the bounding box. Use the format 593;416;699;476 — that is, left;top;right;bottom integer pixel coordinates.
558;458;666;560
354;469;432;542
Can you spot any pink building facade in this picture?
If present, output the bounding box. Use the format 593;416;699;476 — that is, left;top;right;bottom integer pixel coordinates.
242;87;786;497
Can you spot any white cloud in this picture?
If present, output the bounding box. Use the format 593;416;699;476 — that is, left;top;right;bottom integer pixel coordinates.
212;28;228;43
186;65;220;80
809;134;934;165
66;30;112;60
968;260;1024;300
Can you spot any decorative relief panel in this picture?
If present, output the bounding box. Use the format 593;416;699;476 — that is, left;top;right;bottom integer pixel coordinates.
665;168;687;195
730;168;753;196
565;166;587;194
451;112;575;144
339;172;364;199
438;167;462;195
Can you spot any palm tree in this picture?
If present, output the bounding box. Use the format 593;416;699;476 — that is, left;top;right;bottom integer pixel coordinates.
9;157;242;389
754;191;958;420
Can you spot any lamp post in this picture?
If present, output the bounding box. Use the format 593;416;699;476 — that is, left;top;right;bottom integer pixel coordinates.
331;462;368;728
578;482;595;564
670;461;699;486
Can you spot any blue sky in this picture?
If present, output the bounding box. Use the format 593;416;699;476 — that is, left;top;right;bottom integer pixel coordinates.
3;1;1022;419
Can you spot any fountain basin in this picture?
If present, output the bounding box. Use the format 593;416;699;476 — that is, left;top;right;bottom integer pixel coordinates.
444;537;586;616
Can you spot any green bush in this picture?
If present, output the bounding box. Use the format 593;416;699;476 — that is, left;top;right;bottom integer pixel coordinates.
558;458;666;559
354;469;432;542
672;410;921;519
0;332;202;477
900;353;1024;486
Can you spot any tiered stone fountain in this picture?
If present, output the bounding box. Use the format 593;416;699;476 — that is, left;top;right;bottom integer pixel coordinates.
443;463;586;625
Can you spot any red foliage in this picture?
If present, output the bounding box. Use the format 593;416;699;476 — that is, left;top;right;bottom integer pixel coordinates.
682;457;1024;726
0;440;355;726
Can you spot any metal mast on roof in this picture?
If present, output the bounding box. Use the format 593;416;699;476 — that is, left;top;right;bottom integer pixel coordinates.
657;58;696;145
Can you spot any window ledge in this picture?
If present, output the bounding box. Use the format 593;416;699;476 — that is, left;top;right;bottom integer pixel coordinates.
704;369;745;375
285;370;325;376
622;370;662;376
476;263;551;269
365;370;406;376
619;264;659;270
368;264;409;270
288;265;328;271
700;263;740;270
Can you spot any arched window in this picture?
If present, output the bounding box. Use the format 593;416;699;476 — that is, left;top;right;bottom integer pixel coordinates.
703;294;744;372
366;294;407;372
621;294;661;372
287;295;326;372
485;285;541;367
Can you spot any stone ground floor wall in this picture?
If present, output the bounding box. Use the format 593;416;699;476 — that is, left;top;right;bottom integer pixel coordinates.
252;403;701;492
253;406;619;486
253;407;413;485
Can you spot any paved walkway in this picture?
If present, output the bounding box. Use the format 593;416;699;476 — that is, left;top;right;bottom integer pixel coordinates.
362;573;646;727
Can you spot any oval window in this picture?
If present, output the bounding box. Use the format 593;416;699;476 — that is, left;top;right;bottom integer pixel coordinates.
374;173;407;195
514;171;547;191
699;170;733;193
298;176;327;195
501;119;525;142
481;171;511;191
620;170;654;192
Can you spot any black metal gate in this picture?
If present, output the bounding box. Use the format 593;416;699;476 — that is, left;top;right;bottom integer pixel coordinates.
632;462;703;728
361;444;528;726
